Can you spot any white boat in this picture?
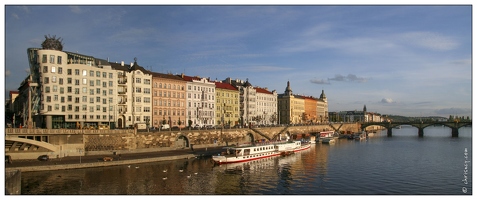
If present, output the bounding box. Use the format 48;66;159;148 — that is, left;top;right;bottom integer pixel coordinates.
212;140;311;164
316;131;338;143
354;131;367;140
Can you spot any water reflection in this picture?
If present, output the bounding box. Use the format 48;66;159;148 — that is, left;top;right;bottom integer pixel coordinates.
21;127;472;195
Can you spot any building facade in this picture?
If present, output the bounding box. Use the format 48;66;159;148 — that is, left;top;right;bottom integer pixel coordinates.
181;74;216;128
255;87;278;125
110;59;152;129
151;72;187;129
214;81;240;127
278;81;328;125
25;45;119;129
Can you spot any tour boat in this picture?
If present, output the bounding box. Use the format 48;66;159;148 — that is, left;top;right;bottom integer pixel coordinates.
212;140;311;164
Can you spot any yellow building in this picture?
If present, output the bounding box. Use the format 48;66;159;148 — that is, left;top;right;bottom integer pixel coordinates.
214;81;240;127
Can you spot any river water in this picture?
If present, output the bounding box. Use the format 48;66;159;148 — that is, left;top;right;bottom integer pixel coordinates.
21;126;472;195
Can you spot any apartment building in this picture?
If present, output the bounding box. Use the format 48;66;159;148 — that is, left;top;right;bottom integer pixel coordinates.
151;72;187;129
110;59;152;129
255;87;278;125
214;81;240;127
181;74;216;128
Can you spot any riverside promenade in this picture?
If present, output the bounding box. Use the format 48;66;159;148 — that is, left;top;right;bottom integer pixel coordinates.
5;146;224;172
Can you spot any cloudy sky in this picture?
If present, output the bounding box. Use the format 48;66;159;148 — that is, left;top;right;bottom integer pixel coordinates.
3;4;472;118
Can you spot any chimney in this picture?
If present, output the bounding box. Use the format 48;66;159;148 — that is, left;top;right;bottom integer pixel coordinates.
121;61;124;66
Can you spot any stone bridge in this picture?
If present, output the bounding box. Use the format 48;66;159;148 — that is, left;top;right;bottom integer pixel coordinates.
361;121;472;137
4;123;360;160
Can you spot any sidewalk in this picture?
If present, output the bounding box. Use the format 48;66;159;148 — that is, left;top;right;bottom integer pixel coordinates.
5;147;224;172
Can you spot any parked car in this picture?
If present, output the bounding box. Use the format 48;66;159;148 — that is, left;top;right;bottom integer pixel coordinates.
38;155;49;161
103;156;113;161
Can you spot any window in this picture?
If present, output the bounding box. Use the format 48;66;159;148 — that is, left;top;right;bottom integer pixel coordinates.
144;88;150;94
67;96;72;102
109;81;113;87
42;55;47;63
55;104;59;110
109;89;113;95
67;69;72;75
75;97;79;103
136;78;141;83
75;79;80;85
53;85;57;92
96;88;100;94
82;96;87;102
83;70;87;76
57;56;62;64
103;99;107;104
54;95;58;101
136;97;141;103
96;80;100;86
61;97;65;103
59;78;63;85
43;66;48;73
83;78;87;85
51;66;56;73
75;69;80;75
96;71;100;77
144;79;150;84
60;87;64;94
109;73;113;78
48;105;52;111
50;55;55;63
90;89;94;95
44;77;49;84
90;97;94;103
102;72;107;78
46;96;51;102
102;82;107;88
144;107;150;112
96;97;100;102
67;87;72;93
45;86;50;93
96;105;100;111
136;87;142;93
52;76;56;83
82;87;87;93
90;80;94;86
67;78;72;84
90;70;94;77
75;88;79;94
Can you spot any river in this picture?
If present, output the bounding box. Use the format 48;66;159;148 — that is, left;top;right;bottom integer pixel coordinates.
20;126;472;195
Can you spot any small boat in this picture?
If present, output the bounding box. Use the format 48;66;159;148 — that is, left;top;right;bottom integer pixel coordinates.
316;131;338;143
322;137;335;144
353;131;367;140
212;140;311;164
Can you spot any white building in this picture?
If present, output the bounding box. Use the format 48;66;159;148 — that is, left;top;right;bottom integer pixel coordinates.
181;74;216;128
110;58;152;129
25;44;118;129
255;87;278;125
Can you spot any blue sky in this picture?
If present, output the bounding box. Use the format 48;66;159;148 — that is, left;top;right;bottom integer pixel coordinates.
3;4;473;118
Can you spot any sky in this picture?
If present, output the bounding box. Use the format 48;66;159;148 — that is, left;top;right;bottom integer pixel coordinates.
2;3;473;118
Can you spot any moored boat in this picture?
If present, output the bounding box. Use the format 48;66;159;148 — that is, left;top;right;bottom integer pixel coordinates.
212;140;311;164
322;137;335;144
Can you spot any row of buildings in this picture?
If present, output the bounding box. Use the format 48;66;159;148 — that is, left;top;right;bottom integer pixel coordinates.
6;36;333;130
6;37;385;129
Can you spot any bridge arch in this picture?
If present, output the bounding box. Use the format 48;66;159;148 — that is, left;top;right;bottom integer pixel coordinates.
5;136;58;152
176;134;190;148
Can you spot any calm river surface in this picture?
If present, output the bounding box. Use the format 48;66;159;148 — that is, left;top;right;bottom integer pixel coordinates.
21;126;472;195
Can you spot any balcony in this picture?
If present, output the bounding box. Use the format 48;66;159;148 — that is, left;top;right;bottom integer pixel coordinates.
118;80;127;85
118;100;127;104
118;90;127;95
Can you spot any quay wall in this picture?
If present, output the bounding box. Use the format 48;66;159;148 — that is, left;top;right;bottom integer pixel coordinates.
5;123;360;160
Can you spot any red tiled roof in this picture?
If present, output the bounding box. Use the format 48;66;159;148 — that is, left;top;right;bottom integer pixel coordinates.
255;87;273;94
215;81;237;90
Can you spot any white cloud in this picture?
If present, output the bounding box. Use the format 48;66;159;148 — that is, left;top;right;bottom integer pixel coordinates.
381;98;394;104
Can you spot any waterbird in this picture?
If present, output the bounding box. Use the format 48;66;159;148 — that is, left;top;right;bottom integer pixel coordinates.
128;165;131;168
163;177;167;180
163;169;167;173
187;174;191;178
179;169;184;172
135;166;139;169
194;172;198;175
